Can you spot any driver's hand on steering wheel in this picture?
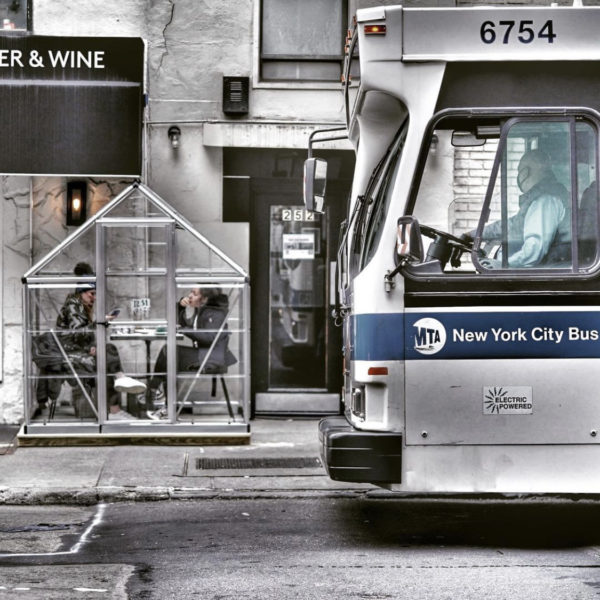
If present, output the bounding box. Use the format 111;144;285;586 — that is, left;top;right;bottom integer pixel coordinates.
449;232;474;268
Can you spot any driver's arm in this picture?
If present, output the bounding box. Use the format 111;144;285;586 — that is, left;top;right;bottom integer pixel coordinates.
507;196;564;267
478;211;521;243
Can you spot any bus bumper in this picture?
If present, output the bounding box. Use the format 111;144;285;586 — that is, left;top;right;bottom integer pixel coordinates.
318;416;403;484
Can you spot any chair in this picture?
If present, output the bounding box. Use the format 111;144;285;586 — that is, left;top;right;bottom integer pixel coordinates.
176;365;236;422
31;329;98;421
209;370;235;421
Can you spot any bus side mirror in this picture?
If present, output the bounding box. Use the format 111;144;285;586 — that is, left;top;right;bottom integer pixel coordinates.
396;216;424;264
303;157;327;214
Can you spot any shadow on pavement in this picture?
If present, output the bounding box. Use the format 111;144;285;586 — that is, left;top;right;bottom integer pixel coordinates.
339;498;600;549
0;425;19;455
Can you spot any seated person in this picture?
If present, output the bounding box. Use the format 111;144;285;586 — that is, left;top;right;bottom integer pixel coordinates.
471;149;571;268
34;261;93;417
56;272;146;420
578;180;598;263
147;287;236;419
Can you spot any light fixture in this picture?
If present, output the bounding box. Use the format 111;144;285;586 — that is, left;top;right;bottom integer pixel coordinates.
66;181;87;227
168;125;181;149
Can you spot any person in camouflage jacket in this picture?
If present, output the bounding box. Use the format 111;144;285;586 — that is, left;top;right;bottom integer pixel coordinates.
55;281;146;419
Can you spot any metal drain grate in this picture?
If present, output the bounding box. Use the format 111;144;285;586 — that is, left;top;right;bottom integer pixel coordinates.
195;457;322;470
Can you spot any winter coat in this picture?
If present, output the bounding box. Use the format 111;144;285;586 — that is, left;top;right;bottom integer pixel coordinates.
54;292;121;374
178;293;237;373
54;293;96;372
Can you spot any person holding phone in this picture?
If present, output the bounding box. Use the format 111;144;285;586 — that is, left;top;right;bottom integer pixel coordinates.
55;262;146;420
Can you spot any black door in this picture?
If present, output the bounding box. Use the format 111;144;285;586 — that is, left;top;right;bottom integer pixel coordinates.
224;148;353;415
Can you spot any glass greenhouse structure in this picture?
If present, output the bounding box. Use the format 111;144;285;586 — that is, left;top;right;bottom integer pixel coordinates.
21;183;250;440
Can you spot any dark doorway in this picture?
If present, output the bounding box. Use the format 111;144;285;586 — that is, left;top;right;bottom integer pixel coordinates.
224;148;354;416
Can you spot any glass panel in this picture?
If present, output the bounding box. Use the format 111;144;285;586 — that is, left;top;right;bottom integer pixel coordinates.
411;117;596;274
104;224;167;274
480;121;572;270
27;284;98;423
413;126;498;273
269;205;326;389
261;61;342;82
35;228;97;276
360;122;408;268
262;0;343;57
577;122;599;268
0;0;28;30
107;188;168;219
106;274;168;375
103;221;170;422
176;228;239;276
140;283;246;422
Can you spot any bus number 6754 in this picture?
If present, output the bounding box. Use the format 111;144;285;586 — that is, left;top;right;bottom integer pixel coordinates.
480;20;556;44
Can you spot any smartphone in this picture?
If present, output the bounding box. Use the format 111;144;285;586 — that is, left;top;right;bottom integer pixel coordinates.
109;308;121;317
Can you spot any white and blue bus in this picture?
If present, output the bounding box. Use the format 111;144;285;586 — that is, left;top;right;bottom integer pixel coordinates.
305;4;600;493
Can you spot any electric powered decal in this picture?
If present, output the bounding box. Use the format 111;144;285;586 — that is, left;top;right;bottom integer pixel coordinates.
483;386;533;415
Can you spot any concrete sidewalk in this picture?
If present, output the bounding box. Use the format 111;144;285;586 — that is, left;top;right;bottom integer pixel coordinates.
0;418;372;505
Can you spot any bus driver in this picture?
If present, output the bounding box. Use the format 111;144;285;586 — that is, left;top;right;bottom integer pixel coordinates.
468;149;571;269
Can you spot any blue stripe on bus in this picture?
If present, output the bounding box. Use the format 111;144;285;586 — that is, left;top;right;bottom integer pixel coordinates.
351;311;600;360
352;313;405;361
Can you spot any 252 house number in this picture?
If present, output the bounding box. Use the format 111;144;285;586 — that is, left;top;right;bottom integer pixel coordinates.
480;20;556;44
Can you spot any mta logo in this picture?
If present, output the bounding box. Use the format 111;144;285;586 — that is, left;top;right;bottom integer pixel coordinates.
413;318;446;355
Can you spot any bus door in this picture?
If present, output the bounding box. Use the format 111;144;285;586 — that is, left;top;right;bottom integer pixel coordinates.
399;111;600;448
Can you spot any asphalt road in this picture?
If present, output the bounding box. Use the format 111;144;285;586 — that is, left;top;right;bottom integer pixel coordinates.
1;497;600;599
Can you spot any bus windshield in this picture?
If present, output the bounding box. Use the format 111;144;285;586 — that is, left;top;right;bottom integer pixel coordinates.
410;113;600;274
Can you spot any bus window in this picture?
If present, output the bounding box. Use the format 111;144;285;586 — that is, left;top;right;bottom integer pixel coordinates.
576;122;599;268
411;114;600;274
360;124;408;269
352;120;408;271
412;118;499;273
476;120;573;270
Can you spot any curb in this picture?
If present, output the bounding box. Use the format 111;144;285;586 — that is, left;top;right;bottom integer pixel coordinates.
3;485;600;505
0;485;372;505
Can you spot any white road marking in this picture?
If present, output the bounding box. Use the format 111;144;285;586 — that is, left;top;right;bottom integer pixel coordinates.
0;503;106;558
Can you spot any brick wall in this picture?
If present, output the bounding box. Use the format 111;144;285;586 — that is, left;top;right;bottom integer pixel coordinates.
451;140;526;236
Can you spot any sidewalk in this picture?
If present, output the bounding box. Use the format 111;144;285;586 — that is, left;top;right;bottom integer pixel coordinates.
0;418;372;505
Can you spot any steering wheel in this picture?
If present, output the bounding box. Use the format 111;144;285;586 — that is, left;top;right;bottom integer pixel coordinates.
419;224;475;269
420;225;473;252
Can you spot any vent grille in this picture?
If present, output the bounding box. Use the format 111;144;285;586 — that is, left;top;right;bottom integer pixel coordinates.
196;457;322;470
223;76;249;114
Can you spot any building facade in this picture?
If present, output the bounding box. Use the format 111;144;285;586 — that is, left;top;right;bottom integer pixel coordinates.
0;0;597;424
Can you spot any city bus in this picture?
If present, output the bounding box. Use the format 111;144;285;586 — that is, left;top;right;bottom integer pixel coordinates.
305;4;600;493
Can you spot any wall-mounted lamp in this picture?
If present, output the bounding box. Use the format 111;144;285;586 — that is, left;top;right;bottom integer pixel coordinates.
168;125;181;149
66;181;87;227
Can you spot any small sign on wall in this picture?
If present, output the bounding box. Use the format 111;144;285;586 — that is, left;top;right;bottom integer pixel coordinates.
130;298;151;320
282;233;315;260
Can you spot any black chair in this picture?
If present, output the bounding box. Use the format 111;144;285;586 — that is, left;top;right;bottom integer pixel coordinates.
31;330;98;420
209;370;235;421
